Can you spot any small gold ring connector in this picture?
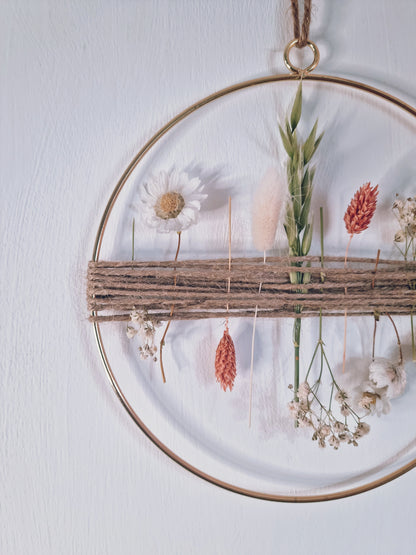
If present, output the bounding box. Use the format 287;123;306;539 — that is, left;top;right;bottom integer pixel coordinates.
284;39;320;75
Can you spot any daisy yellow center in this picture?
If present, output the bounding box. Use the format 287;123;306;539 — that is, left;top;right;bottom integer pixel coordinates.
155;192;185;220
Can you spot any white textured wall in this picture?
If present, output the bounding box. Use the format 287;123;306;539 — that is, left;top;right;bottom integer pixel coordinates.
1;1;416;554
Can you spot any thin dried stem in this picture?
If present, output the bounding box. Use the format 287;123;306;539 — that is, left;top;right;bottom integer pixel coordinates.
372;249;381;289
372;315;377;360
248;305;258;428
159;231;182;383
385;312;403;365
248;252;266;427
226;197;232;315
132;218;135;262
342;235;353;373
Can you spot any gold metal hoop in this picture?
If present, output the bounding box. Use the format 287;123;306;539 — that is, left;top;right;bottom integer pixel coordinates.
284;39;320;75
92;73;416;503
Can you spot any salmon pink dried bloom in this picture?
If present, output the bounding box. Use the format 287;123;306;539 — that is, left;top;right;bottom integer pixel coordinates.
215;326;237;392
344;182;379;236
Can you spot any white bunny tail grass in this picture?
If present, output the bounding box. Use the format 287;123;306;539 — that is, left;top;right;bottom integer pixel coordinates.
252;167;284;253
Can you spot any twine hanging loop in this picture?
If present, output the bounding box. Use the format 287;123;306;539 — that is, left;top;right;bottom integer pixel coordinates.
290;0;312;47
284;0;319;75
284;38;319;75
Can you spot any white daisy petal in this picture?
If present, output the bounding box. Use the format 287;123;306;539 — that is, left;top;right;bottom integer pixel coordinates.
179;177;201;195
180;207;198;225
139;184;154;202
169;169;180;190
186;194;206;205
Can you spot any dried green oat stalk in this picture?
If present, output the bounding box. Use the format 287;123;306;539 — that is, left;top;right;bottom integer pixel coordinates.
279;82;324;399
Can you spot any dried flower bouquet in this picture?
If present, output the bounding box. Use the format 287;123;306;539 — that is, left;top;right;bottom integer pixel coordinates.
86;83;416;452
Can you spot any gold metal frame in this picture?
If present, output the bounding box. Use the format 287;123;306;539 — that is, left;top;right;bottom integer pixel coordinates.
92;71;416;502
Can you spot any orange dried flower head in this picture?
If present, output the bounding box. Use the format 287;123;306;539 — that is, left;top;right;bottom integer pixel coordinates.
215;327;237;392
344;182;379;236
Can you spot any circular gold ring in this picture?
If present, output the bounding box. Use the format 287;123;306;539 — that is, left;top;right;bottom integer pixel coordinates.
284;39;320;74
92;73;416;503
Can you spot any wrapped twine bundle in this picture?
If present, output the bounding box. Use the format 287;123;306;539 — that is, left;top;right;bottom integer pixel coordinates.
87;255;416;322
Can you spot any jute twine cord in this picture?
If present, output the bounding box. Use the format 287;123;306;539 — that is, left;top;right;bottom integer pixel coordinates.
87;256;416;322
290;0;312;48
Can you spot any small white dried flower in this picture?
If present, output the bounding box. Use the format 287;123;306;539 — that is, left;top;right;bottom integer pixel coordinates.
358;381;391;416
393;198;404;210
320;425;331;438
369;357;406;399
298;381;310;403
298;413;312;428
139;344;158;360
335;389;349;404
394;230;405;243
338;432;349;443
333;421;346;434
328;435;340;450
127;309;160;363
126;325;138;339
354;421;370;437
340;403;350;417
288;400;300;419
130;309;145;325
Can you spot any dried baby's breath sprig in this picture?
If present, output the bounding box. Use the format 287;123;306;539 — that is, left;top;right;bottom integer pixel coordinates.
291;305;367;450
392;194;416;260
126;308;161;362
279;82;324;400
288;377;369;450
288;206;370;450
392;194;416;360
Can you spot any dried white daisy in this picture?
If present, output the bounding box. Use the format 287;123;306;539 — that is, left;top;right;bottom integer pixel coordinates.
369;357;406;399
140;169;207;233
